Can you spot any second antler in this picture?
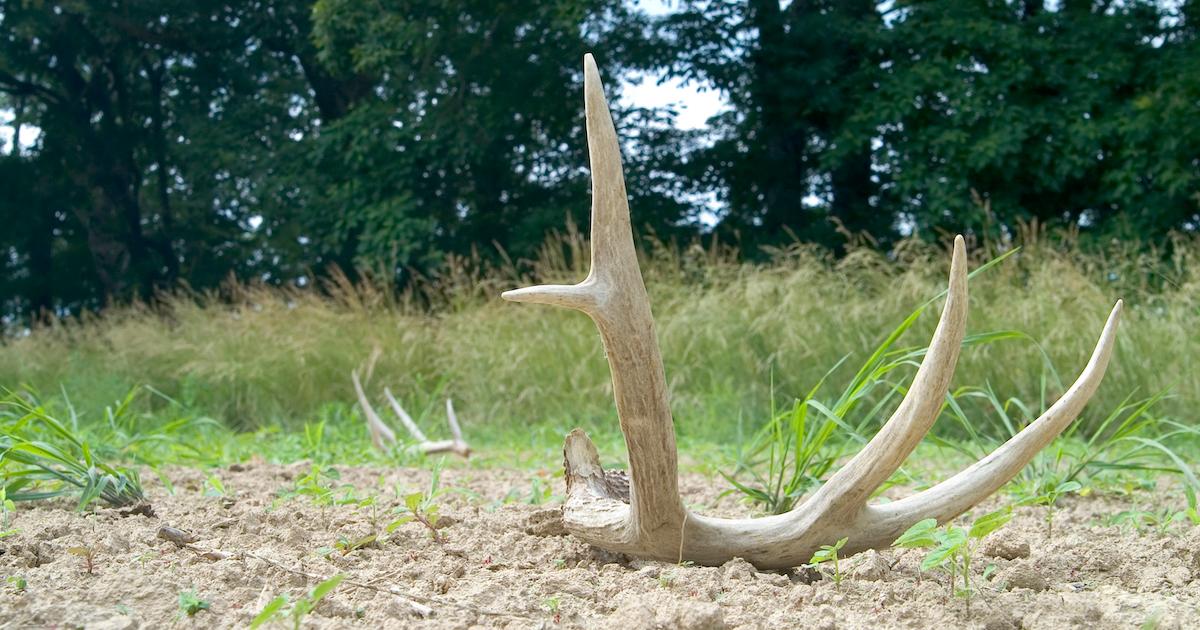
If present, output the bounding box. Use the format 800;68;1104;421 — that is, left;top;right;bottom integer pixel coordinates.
501;54;1123;569
351;370;471;458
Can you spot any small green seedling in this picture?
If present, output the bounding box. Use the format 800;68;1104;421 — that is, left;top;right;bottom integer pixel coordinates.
542;595;562;624
1107;507;1188;536
274;465;367;528
658;569;678;589
0;488;15;537
323;534;378;557
6;575;26;592
250;573;345;630
1185;485;1200;525
178;590;210;616
806;537;848;588
893;508;1012;618
387;460;449;542
387;491;443;542
1013;477;1081;538
67;545;97;574
202;474;227;498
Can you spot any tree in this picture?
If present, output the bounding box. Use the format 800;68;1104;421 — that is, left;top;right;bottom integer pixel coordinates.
305;0;680;277
662;0;890;252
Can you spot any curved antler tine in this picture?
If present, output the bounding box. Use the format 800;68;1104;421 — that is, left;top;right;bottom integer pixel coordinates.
352;370;398;450
581;53;636;281
862;300;1122;536
805;236;969;517
384;387;429;443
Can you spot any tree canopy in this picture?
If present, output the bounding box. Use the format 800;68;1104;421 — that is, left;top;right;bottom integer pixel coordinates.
1;0;1197;321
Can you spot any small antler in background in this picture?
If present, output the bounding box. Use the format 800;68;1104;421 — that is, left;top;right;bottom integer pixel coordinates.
351;369;471;458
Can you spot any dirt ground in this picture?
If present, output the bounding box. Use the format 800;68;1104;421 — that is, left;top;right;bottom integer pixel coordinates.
1;461;1197;629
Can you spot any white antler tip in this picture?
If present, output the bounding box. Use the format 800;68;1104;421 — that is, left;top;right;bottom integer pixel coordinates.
501;284;598;311
950;235;967;282
500;287;530;302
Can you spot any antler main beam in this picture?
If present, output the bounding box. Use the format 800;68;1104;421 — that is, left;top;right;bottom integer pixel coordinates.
502;54;1122;569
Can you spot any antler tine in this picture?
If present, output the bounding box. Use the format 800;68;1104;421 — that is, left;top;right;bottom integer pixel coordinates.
804;236;968;517
857;300;1123;542
351;369;398;451
444;399;472;456
503;53;684;535
384;387;430;443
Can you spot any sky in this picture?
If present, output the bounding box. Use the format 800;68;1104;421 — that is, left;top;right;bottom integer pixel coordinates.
617;0;727;129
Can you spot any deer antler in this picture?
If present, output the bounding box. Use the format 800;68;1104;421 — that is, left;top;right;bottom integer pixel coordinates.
351;370;472;458
501;54;1123;569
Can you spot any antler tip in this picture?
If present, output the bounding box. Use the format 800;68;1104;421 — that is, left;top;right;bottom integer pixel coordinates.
501;284;598;311
1107;298;1124;328
949;234;967;287
500;287;527;302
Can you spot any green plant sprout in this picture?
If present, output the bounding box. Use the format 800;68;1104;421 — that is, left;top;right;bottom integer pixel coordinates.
1012;477;1082;538
177;590;210;617
387;459;449;542
67;545;98;575
250;574;345;630
806;537;849;588
1106;505;1191;536
542;595;562;624
0;487;16;538
274;464;371;527
202;474;227;498
323;534;378;557
6;575;26;592
893;508;1012;618
943;388;1200;522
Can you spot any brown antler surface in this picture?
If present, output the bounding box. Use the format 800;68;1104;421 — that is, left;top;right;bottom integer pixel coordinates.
502;54;1122;569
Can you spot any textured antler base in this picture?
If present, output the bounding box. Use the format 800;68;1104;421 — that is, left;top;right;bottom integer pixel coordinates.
505;53;1123;569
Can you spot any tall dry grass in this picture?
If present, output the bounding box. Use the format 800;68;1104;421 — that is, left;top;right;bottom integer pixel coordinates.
1;230;1197;442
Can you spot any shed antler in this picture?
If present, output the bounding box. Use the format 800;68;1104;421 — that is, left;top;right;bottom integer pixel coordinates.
351;370;471;458
501;54;1123;569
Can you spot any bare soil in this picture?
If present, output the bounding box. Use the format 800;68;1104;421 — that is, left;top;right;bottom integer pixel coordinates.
1;461;1197;629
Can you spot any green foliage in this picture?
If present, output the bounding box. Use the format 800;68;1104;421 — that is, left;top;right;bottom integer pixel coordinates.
0;390;145;509
177;591;211;617
723;250;1026;513
3;1;1198;323
942;382;1200;531
1011;478;1082;538
806;537;849;588
3;234;1198;453
250;574;346;630
0;486;16;536
1106;506;1192;536
5;575;26;592
387;459;449;542
67;545;97;574
662;1;1200;251
502;476;559;506
202;474;227;498
894;508;1013;616
274;464;373;528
